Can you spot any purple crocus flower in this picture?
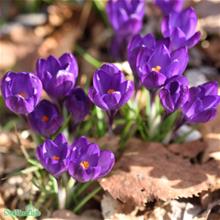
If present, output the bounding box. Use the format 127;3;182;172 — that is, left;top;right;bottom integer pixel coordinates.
130;41;188;89
161;7;200;50
155;0;184;15
28;100;63;137
106;0;144;37
127;34;170;82
36;133;70;177
106;0;145;59
1;72;42;114
64;87;91;123
182;81;220;123
88;63;134;111
67;136;115;182
36;53;78;100
160;75;189;113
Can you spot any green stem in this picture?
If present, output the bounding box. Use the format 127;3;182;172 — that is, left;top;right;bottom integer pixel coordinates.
73;186;101;213
75;45;102;68
75;181;93;197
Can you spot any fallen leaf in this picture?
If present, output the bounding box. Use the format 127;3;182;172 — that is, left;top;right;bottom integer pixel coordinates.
100;138;220;208
43;209;102;220
101;193;139;219
168;140;207;159
200;106;220;162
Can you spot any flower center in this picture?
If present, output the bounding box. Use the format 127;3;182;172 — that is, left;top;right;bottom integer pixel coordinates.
151;65;161;72
52;155;60;161
107;89;116;94
18;91;28;99
41;115;49;122
80;161;90;169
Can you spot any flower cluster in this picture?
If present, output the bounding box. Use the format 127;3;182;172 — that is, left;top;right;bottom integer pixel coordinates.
1;0;220;190
1;53;118;182
36;134;115;182
125;0;220;124
1;53;90;137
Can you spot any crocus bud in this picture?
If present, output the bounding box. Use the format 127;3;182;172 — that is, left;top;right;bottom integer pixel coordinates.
36;134;70;177
161;7;201;50
160;75;189;113
36;53;78;100
106;0;145;59
64;87;91;123
182;81;220;123
88;63;134;111
106;0;144;38
67;136;115;182
1;72;42;114
155;0;184;15
28;100;63;137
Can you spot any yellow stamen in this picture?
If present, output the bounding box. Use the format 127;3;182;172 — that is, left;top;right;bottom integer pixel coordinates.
107;89;116;94
151;65;161;72
41;115;49;122
52;155;60;161
80;161;90;169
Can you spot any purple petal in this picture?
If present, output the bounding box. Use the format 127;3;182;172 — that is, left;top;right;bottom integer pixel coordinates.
142;71;167;89
170;27;187;50
186;32;201;48
102;92;121;110
148;45;171;69
98;150;115;177
189;109;217;123
180;7;198;38
161;16;170;37
160;88;174;112
119;81;134;106
171;47;189;75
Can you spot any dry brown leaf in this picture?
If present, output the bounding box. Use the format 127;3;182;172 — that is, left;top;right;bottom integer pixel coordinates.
100;138;220;208
208;213;220;220
101;193;140;219
147;200;203;220
43;209;102;220
200;106;220;162
167;140;207;159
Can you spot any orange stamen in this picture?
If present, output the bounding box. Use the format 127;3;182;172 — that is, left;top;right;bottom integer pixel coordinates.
151;65;161;72
18;91;27;99
80;161;90;169
52;155;60;161
41;115;49;122
107;89;116;94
